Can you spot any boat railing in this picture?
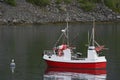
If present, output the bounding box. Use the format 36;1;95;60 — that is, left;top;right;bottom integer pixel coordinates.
44;50;54;56
71;56;86;60
71;52;86;60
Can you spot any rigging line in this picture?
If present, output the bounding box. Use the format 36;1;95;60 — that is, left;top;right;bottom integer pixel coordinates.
54;33;64;47
62;34;67;44
61;28;68;42
70;33;80;46
94;40;100;47
63;30;68;38
62;28;69;45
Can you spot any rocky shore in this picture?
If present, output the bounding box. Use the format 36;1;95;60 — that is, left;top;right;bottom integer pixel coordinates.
0;0;120;25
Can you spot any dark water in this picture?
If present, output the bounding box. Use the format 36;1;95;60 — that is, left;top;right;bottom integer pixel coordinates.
0;22;120;80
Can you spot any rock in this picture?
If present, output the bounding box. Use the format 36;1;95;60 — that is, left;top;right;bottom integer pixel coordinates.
13;19;17;23
0;1;120;24
0;12;2;16
117;15;120;19
0;0;4;2
58;4;67;12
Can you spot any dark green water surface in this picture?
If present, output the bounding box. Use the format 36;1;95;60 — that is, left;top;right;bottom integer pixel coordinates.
0;22;120;80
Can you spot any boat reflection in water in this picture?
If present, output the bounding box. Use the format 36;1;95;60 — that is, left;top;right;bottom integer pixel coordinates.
44;68;106;80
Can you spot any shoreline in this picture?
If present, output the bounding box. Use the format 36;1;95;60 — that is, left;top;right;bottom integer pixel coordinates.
0;1;120;25
0;20;119;26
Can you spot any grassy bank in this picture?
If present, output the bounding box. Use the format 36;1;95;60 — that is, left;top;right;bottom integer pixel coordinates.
4;0;120;13
77;0;120;12
26;0;50;7
104;0;120;13
4;0;16;6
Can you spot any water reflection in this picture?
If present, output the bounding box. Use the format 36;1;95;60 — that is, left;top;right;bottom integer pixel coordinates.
44;68;106;80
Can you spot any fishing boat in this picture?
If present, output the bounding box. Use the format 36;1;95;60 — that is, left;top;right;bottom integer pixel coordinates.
43;20;107;69
44;68;106;80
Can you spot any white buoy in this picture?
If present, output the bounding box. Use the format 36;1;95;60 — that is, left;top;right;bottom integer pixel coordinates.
61;29;66;33
10;59;15;73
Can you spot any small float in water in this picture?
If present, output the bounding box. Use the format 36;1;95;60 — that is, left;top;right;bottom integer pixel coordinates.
10;59;15;73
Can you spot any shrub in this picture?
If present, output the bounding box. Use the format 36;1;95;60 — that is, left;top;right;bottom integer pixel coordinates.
89;0;102;3
81;2;95;11
26;0;34;4
56;0;72;4
77;0;85;3
104;0;120;13
77;0;101;3
26;0;50;7
77;0;96;11
64;0;72;4
5;0;16;6
55;0;63;4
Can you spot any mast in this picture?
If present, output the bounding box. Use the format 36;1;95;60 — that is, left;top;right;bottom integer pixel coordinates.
66;16;69;46
88;30;90;46
54;15;70;47
92;18;95;46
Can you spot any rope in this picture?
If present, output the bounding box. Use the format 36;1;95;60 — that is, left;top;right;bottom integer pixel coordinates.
54;33;64;47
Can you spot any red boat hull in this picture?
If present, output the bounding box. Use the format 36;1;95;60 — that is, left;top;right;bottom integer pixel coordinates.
45;60;106;69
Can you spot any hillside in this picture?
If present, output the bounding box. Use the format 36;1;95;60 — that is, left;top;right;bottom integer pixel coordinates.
0;0;120;25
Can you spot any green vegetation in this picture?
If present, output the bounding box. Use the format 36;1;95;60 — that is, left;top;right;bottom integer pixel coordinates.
3;0;120;13
55;0;72;4
77;0;120;12
104;0;120;13
85;0;103;3
64;0;72;4
5;0;16;6
77;0;96;11
26;0;50;7
55;0;62;4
